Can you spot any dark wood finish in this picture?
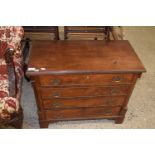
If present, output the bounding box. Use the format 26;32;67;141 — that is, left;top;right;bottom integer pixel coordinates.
43;96;126;109
22;38;30;62
39;73;134;86
64;26;111;40
64;26;124;40
22;27;59;80
27;41;146;74
4;48;17;97
26;40;146;128
22;38;30;81
40;85;130;99
44;107;121;120
23;26;59;40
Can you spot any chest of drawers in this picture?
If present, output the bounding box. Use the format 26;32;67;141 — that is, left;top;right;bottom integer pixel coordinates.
26;40;145;128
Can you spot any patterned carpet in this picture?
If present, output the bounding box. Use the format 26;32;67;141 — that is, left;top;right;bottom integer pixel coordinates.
21;26;155;129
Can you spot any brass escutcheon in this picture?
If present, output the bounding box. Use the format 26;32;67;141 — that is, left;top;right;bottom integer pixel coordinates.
52;92;61;98
112;76;123;83
52;78;62;85
52;102;62;107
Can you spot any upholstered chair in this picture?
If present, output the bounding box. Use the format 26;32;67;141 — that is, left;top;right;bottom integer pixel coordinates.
0;26;24;128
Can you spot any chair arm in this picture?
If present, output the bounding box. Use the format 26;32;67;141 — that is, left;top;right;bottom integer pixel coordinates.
4;48;17;97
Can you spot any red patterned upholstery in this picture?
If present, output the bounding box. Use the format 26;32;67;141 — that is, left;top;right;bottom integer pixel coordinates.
0;26;24;119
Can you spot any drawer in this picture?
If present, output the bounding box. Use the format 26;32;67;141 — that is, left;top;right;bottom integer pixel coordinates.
41;85;129;99
39;74;133;86
43;96;126;109
44;107;121;120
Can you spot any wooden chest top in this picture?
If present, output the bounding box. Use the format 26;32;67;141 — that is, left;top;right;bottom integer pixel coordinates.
27;40;146;75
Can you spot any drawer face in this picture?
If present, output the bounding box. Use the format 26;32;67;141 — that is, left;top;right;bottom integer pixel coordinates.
39;74;133;86
41;85;130;99
45;107;121;120
43;96;126;109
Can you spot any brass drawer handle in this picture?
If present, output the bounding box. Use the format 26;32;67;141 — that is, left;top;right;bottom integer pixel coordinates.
52;92;61;98
112;76;123;83
111;88;120;95
52;102;62;107
51;79;62;85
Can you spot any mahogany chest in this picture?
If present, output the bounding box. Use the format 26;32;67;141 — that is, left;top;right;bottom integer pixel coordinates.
26;40;146;128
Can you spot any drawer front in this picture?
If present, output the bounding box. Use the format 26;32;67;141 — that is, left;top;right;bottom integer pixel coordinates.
43;96;126;109
39;74;133;86
41;85;129;99
45;107;121;120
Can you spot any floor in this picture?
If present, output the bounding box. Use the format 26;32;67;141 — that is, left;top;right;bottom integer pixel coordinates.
21;26;155;129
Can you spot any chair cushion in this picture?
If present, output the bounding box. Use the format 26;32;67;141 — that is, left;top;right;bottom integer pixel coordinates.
0;52;21;119
0;71;19;119
0;41;7;58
